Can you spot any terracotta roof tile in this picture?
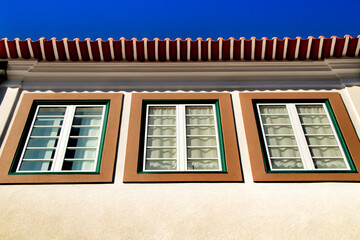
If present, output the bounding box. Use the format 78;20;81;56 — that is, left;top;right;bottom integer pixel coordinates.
1;36;359;62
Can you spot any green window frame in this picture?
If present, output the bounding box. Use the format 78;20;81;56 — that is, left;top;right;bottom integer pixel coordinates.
138;100;227;173
254;100;356;173
9;100;110;174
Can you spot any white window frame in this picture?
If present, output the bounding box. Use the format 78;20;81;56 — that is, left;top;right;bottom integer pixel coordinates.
142;103;223;172
256;103;351;171
16;104;106;173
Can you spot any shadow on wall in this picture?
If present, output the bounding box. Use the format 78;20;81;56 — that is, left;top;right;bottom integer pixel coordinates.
0;61;8;105
0;61;7;83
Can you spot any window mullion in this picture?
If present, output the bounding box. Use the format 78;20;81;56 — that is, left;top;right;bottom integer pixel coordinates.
178;105;186;171
52;105;75;172
287;104;314;170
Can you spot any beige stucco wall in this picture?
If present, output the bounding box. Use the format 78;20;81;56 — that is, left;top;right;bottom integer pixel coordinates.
2;183;360;240
1;87;360;240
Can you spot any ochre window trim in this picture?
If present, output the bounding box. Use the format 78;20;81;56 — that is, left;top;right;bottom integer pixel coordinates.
123;93;243;182
0;93;123;184
240;92;360;182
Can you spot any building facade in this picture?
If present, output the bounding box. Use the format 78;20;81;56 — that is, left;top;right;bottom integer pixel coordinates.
0;36;360;239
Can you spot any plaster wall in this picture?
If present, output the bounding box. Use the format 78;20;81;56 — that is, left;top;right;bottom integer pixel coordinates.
1;88;360;240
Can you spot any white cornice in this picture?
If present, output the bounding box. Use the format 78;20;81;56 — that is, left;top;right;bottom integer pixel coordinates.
3;59;360;90
29;61;332;72
326;59;360;86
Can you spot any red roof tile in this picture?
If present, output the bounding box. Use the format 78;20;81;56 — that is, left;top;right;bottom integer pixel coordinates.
1;36;359;62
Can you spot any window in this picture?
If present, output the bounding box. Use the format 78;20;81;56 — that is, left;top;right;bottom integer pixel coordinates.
240;92;360;182
256;103;353;171
14;104;107;173
143;104;224;172
0;93;123;184
123;93;242;182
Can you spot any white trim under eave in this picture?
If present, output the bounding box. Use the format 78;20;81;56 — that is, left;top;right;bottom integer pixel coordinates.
4;59;359;90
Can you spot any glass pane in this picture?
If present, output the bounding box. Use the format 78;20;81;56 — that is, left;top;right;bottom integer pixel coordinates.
34;117;63;126
263;125;294;134
259;105;287;114
313;159;347;169
73;117;101;126
147;126;176;136
187;148;218;158
299;115;329;124
149;107;176;115
187;126;215;135
186;116;214;125
271;159;304;169
297;105;325;114
146;137;176;147
261;115;290;124
31;127;61;136
65;149;96;159
27;138;58;148
268;147;300;158
67;138;98;147
186;106;213;115
187;137;217;146
306;136;337;145
309;147;342;157
148;116;176;125
75;107;103;115
302;125;333;134
62;160;94;171
145;160;176;170
146;148;176;158
266;136;297;146
187;160;219;170
23;149;55;159
38;107;66;116
19;161;52;171
70;127;100;136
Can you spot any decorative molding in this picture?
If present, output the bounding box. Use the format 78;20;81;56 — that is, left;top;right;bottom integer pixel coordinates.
3;59;359;90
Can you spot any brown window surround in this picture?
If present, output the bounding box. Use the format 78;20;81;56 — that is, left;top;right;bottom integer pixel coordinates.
123;93;243;182
0;93;123;184
240;92;360;182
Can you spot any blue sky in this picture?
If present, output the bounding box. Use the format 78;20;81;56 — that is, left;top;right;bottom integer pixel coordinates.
1;0;359;40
